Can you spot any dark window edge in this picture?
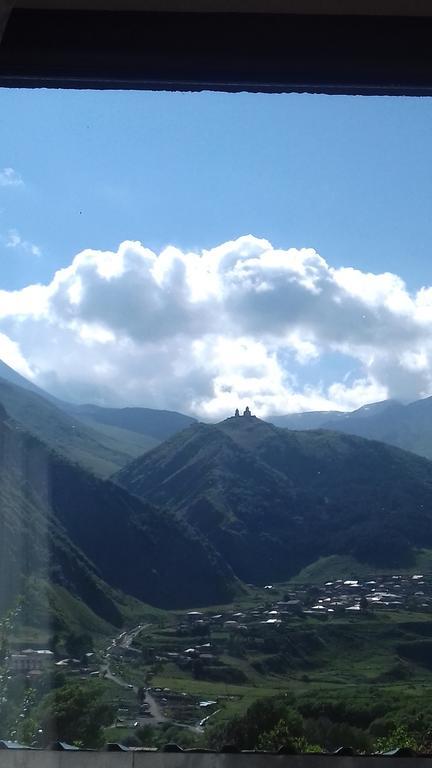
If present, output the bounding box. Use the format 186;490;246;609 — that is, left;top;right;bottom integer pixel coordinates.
1;9;432;94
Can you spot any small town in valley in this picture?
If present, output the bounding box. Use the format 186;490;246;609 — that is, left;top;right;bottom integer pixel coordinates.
5;572;432;735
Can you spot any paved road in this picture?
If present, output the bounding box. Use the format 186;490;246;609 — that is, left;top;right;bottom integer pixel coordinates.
102;623;202;733
119;625;146;650
102;667;166;724
102;624;166;724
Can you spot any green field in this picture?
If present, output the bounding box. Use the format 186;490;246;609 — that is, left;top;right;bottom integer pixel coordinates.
289;550;432;585
112;605;432;735
6;576;432;752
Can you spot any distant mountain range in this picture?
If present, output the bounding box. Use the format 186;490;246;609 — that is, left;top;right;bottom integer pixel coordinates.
67;403;196;442
5;356;432;467
270;399;398;430
270;398;432;461
6;356;432;617
0;360;195;477
116;414;432;583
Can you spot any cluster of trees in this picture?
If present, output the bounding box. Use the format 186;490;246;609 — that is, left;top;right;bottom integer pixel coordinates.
204;695;432;754
8;679;432;753
1;675;113;749
206;699;310;751
36;682;114;748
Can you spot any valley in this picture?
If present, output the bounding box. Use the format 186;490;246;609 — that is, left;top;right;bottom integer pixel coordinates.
6;569;432;751
3;361;432;749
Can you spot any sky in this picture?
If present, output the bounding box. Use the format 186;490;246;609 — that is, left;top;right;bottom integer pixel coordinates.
1;88;432;417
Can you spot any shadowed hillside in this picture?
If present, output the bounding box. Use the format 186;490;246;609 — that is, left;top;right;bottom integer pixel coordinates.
0;405;238;613
116;415;432;583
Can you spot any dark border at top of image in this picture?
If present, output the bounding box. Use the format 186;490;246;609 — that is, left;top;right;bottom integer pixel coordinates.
1;5;432;94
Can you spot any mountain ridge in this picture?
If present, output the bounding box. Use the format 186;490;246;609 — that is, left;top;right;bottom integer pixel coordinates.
0;404;238;613
67;402;196;441
0;360;196;477
270;398;432;461
115;415;432;584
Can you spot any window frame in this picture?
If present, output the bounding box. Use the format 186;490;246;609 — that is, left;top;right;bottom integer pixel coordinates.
1;8;432;95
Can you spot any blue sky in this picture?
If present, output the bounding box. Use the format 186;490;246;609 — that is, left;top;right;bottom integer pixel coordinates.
1;90;432;290
1;89;432;415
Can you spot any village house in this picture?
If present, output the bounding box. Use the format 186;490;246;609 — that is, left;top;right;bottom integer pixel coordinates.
9;649;54;673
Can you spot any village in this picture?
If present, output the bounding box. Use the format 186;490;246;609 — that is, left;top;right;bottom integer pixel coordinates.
5;572;432;734
176;571;432;633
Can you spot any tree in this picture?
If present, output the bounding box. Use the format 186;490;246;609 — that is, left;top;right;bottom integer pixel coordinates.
192;657;204;679
375;725;419;753
359;595;368;612
38;682;114;748
304;586;320;608
18;717;38;746
65;632;94;661
0;633;8;663
48;633;61;656
258;719;320;753
228;634;246;658
206;698;300;750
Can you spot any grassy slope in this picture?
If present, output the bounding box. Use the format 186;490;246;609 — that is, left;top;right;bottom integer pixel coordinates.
9;577;171;652
72;403;196;441
14;580;115;640
0;378;156;477
312;397;432;463
290;549;432;584
116;417;432;583
143;610;432;728
78;416;159;455
0;405;238;612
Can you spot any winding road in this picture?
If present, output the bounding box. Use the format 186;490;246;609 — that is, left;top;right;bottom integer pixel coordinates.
102;624;203;733
101;624;166;724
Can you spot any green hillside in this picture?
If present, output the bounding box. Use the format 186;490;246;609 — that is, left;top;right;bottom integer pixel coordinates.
321;396;432;462
70;402;196;440
0;378;156;476
270;400;398;431
0;416;123;626
116;415;432;584
289;549;432;585
0;359;57;400
0;404;238;611
272;397;432;464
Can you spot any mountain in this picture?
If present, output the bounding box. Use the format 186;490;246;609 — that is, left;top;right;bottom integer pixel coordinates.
270;410;344;430
68;403;196;441
271;398;432;462
320;397;432;461
0;359;58;400
115;415;432;584
0;377;159;477
338;399;403;420
0;402;123;625
0;404;237;613
0;359;197;476
270;400;400;431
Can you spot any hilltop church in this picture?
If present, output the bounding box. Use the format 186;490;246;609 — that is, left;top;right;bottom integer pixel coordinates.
234;406;252;417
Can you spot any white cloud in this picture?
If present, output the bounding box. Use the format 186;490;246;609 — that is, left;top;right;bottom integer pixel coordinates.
5;229;41;257
1;234;432;417
0;332;34;380
0;168;23;188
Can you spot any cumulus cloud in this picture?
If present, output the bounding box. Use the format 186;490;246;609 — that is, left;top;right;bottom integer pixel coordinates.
0;234;431;417
0;332;34;380
0;168;23;187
